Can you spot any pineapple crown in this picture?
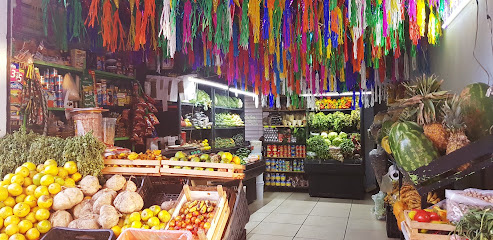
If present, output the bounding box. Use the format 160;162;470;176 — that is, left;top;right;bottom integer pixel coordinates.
399;74;451;125
442;94;466;131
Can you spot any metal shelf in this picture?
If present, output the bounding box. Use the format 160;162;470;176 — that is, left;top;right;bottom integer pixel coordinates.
92;70;135;80
263;109;306;112
214;106;243;111
47;107;65;111
214;126;245;130
263;125;305;128
266;170;305;173
114;137;130;141
308;108;353;112
34;60;83;73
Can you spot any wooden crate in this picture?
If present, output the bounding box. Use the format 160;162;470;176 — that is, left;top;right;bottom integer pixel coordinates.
160;160;245;180
403;210;455;240
102;159;161;176
165;185;230;240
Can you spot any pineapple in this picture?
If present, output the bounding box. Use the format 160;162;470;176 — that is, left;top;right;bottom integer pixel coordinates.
399;74;450;152
442;95;471;154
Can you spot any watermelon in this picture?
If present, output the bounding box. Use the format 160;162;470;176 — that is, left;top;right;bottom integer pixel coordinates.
377;120;395;142
460;83;493;141
388;121;439;172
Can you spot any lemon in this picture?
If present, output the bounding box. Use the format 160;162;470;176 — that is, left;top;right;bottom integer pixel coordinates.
7;184;22;197
12;203;29;218
141;224;149;229
0;233;7;240
28;171;36;179
63;161;77;174
34;209;49;221
130;221;142;229
158;210;171;223
54;177;65;186
57;168;68;178
147;217;160;227
35;165;44;173
36;220;51;234
0;187;8;201
18;220;32;234
14;167;29;179
14;195;26;204
159;222;166;229
3;174;14;184
151;226;159;230
3;198;15;208
0;217;3;229
149;205;161;215
23;196;36;208
24;213;35;223
0;203;5;209
43;165;58;176
111;226;121;236
34;186;48;198
22;178;32;188
9;233;26;240
4;224;18;236
10;176;24;186
31;174;44;186
140;209;153;221
24;186;36;196
37;195;52;209
39;175;54;187
128;212;141;222
5;216;20;226
0;207;13;219
25;228;39;240
21;163;36;172
43;160;57;167
47;183;61;195
0;181;8;187
71;173;82;182
64;178;75;187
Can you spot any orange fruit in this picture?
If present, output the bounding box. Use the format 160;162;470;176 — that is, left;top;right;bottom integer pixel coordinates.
36;220;51;234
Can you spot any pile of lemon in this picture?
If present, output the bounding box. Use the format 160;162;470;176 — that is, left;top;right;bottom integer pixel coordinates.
111;205;171;236
0;159;81;240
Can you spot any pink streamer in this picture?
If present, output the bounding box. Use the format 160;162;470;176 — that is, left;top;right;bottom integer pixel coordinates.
408;0;417;22
182;0;192;54
382;0;388;37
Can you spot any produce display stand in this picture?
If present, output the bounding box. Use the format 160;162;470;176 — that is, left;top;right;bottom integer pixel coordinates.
41;227;116;240
102;159;162;176
243;160;266;203
402;210;455;240
160;160;245;180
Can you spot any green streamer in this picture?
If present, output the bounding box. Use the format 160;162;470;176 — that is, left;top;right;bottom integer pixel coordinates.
240;0;249;47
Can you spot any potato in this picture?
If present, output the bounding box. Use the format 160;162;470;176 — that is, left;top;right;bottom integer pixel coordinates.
98;205;120;229
113;191;144;213
93;192;115;213
79;175;101;196
160;200;177;211
68;216;100;229
53;188;84;210
73;199;93;219
123;180;137;192
50;210;73;228
105;175;126;191
91;188;117;203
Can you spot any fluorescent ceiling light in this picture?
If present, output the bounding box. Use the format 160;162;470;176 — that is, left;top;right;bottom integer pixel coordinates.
300;91;372;97
187;76;258;98
188;76;228;90
442;0;473;29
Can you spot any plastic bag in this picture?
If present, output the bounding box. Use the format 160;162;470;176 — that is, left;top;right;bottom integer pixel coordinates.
62;73;80;101
446;188;493;223
372;191;386;220
117;229;192;240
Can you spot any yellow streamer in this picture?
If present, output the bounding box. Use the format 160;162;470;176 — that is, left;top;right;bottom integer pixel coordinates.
249;0;261;43
417;0;426;37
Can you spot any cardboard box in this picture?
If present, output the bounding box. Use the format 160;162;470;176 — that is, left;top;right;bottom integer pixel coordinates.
70;49;86;69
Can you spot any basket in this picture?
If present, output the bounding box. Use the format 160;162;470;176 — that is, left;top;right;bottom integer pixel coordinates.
142;177;185;208
222;182;249;240
41;227;116;240
116;229;192;240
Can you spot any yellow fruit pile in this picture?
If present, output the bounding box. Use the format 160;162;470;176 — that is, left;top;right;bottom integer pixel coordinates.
0;160;81;240
114;205;171;237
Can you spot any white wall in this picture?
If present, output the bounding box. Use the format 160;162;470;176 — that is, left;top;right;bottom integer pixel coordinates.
0;0;8;137
430;0;493;93
244;97;263;142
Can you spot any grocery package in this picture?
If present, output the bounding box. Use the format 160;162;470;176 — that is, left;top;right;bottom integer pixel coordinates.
446;188;493;223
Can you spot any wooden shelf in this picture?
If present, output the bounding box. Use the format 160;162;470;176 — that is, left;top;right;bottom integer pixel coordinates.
92;70;135;80
34;60;83;73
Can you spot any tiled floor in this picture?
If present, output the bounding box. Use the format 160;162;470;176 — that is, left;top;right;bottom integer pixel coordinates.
246;192;398;240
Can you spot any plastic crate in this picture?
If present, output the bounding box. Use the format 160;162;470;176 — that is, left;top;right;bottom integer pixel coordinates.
41;227;116;240
386;205;403;239
117;229;192;240
142;177;185;208
222;182;249;240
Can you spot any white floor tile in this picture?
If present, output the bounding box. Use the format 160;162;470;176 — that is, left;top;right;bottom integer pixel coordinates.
250;222;301;237
295;224;345;240
318;197;353;204
263;213;308;224
303;215;348;227
273;200;317;215
346;218;386;231
250;211;270;222
245;221;261;234
348;204;374;220
287;192;320;202
255;204;279;213
309;202;351;218
247;233;294;240
344;229;398;240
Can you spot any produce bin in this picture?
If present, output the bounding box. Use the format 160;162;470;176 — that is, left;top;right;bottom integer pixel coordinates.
117;229;192;240
41;227;116;240
70;108;108;142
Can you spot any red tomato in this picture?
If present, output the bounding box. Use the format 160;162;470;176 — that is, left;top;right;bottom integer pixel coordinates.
414;210;431;223
428;212;441;221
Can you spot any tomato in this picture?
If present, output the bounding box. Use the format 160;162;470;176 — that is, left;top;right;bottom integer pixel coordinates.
428;212;441;221
414;210;431;223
